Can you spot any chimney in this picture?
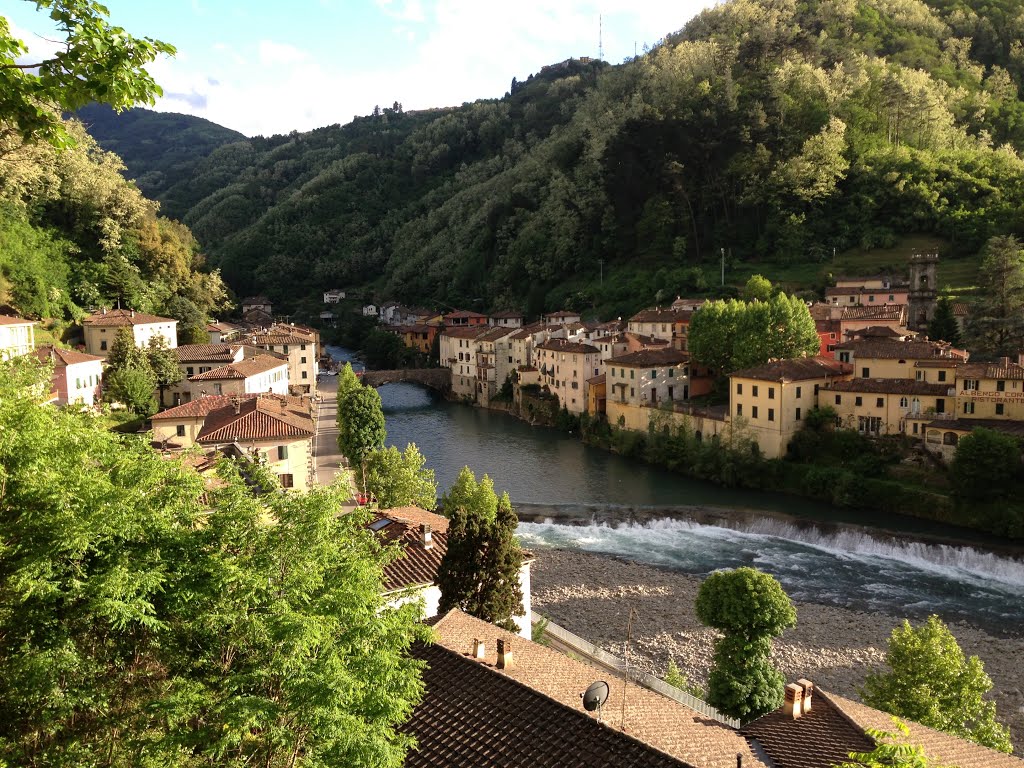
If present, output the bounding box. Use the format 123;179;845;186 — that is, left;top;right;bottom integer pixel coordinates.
420;523;433;550
497;638;513;670
101;306;107;315
130;310;135;318
783;683;804;719
796;679;814;713
999;356;1010;368
232;396;241;415
472;638;486;660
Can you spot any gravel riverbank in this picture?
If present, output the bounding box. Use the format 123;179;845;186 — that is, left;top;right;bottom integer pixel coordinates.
531;547;1024;751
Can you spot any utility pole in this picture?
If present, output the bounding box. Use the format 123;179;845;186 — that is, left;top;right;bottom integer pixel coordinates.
599;14;603;62
599;259;604;286
721;248;725;287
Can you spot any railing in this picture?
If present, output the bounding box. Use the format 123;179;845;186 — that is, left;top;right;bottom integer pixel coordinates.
531;611;741;728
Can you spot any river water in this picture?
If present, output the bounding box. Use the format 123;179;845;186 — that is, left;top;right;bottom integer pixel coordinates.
327;347;1024;631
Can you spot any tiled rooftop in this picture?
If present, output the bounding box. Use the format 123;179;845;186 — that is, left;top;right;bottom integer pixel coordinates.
957;360;1024;380
833;339;968;361
404;641;695;768
33;345;102;366
731;357;852;383
152;394;261;421
442;326;490;340
629;307;689;324
189;354;288;381
0;314;34;326
823;379;952;395
535;338;600;355
606;348;690;366
839;305;906;321
431;611;768;768
82;308;176;326
196;395;314;443
926;418;1024;438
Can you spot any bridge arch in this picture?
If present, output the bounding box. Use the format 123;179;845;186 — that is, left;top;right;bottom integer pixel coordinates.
359;368;451;394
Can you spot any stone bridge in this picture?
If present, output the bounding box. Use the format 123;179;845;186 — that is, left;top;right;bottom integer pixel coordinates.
360;368;451;393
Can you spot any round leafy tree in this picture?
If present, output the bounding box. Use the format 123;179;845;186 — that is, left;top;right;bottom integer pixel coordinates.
695;567;796;721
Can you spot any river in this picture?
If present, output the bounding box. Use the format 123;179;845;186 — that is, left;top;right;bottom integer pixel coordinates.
327;347;1024;632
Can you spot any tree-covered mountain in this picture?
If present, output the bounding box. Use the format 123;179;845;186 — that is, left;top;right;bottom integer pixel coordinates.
75;103;246;221
86;0;1024;318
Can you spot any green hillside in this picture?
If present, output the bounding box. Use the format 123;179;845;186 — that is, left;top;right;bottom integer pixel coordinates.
75;103;246;221
86;0;1024;319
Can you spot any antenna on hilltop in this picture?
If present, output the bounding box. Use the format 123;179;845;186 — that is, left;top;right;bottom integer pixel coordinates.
599;14;604;62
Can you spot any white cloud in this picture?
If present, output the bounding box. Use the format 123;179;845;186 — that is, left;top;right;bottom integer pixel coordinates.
258;40;309;66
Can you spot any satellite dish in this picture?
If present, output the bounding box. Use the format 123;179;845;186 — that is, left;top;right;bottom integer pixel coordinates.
581;680;610;712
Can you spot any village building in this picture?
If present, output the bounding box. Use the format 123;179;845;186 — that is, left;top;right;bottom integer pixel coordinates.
507;322;543;371
194;394;315;491
322;288;345;303
825;285;909;306
206;320;245;344
922;417;1024;460
586;373;606;414
488;310;524;328
954;358;1024;421
606;348;692;408
0;314;36;360
187;354;289;399
534;338;602;414
730;357;853;459
362;303;378;317
833;338;967;380
33;345;104;407
627;307;683;344
240;296;273;325
164;343;280;407
244;330;318;393
440;326;489;400
443;309;489;327
743;679;1020;768
151;393;261;450
541;309;581;326
81;308;178;358
420;610;768;768
474;326;516;406
394;323;439;355
372;506;532;638
670;296;706;311
821;378;954;436
838;304;907;341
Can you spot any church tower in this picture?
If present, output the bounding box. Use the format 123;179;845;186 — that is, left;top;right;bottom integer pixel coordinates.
907;250;938;331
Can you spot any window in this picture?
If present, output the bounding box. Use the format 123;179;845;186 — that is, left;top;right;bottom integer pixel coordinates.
796;386;802;398
279;473;294;488
868;295;875;302
100;340;107;351
301;356;307;364
862;367;870;378
936;398;945;413
668;368;675;378
301;344;306;350
736;383;743;395
752;385;759;397
963;379;979;391
630;370;635;379
855;396;862;406
176;425;186;437
835;395;841;405
888;294;894;301
630;387;635;397
839;352;850;363
876;398;884;408
752;406;759;419
814;384;820;396
996;403;1005;415
651;369;657;379
186;366;194;376
900;397;908;407
283;346;289;353
938;370;947;382
916;370;924;381
997;380;1006;392
795;407;802;421
768;387;775;400
736;403;743;416
301;371;308;379
964;401;975;415
768;408;774;422
913;423;918;434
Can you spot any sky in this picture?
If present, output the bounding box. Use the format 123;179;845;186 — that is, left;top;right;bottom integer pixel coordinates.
6;0;716;137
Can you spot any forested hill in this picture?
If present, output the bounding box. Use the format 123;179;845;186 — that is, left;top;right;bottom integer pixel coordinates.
88;0;1024;319
75;103;245;221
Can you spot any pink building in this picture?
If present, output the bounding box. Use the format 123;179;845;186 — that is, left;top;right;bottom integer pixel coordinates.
34;346;104;407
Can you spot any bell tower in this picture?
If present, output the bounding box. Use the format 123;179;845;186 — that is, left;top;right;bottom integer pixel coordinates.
907;250;938;331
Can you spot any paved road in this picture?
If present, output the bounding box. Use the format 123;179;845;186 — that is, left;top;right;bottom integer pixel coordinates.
313;374;348;489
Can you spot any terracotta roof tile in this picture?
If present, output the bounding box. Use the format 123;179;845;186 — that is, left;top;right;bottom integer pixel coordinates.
33;345;102;366
404;642;695;768
607;348;690;366
477;326;516;343
823;379;952;395
375;518;448;592
0;314;35;326
189;354;288;381
839;305;906;321
925;418;1024;438
82;308;176;327
246;334;314;345
196;395;313;443
958;361;1024;380
152;394;261;421
444;309;489;320
629;307;688;324
490;310;524;319
431;610;768;768
380;506;449;533
441;326;490;340
731;356;852;382
535;338;600;355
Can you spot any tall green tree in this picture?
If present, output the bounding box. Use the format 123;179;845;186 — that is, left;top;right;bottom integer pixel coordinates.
966;235;1024;358
927;296;962;346
106;326;150;373
862;615;1012;753
441;466;498;521
337;384;387;474
1;0;175;150
0;356;429;767
437;472;523;632
949;428;1023;503
362;443;437;510
695;567;797;721
146;332;182;406
104;364;157;416
742;274;773;302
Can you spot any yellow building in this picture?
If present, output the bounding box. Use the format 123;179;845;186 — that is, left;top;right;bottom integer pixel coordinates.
821;379;954;437
165;343;284;407
626;307;682;343
245;330;318;393
729;357;852;459
833;339;967;380
82;308;177;358
534;338;602;414
439;326;488;400
475;326;516;406
0;314;36;359
954;358;1024;420
606;348;691;407
151;394;262;449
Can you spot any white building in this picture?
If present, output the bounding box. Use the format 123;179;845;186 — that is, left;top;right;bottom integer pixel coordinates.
0;314;36;360
81;308;177;359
